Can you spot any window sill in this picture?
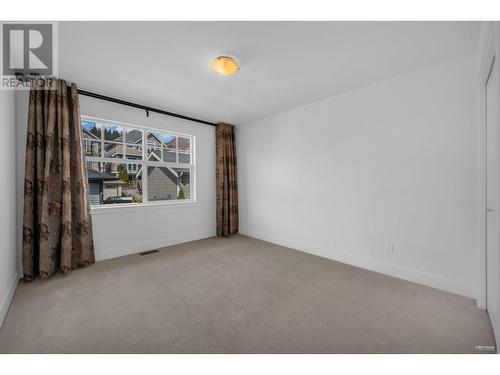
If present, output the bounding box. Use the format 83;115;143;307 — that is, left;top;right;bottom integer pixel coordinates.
90;200;197;215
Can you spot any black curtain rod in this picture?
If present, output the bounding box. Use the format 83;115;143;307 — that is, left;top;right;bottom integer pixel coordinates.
15;73;218;127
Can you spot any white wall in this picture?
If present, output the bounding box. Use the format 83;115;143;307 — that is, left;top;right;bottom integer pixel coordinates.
16;92;216;262
238;54;478;299
0;90;18;326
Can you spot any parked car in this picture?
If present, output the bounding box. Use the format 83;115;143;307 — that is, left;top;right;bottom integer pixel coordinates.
103;196;134;204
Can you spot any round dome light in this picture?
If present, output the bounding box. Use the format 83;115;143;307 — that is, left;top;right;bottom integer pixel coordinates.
211;56;240;77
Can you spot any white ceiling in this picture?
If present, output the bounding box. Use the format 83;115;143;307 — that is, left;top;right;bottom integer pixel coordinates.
59;21;481;125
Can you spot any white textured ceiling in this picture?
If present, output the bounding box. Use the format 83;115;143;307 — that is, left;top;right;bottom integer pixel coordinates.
59;21;480;125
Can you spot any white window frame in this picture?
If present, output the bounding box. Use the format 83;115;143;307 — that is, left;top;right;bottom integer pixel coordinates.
81;115;196;211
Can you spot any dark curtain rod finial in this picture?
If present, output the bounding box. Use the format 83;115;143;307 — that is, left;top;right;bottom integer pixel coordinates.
15;73;218;127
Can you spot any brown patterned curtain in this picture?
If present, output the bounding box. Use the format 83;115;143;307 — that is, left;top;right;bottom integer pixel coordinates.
23;79;95;281
216;123;239;237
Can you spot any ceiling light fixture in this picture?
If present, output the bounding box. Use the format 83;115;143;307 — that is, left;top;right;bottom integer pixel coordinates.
211;56;240;77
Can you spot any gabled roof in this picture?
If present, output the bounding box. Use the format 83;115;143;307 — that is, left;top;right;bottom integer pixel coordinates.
87;169;119;181
113;130;160;145
83;128;100;140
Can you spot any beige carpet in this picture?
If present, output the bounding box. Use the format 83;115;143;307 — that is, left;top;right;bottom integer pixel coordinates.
0;235;495;353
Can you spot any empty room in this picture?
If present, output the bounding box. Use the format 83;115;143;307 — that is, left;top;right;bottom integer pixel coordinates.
1;2;500;370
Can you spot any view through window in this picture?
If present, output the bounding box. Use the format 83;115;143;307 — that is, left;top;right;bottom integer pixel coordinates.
81;117;194;206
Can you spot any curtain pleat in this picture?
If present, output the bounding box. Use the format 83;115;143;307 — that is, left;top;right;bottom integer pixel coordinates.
216;123;239;237
22;79;95;281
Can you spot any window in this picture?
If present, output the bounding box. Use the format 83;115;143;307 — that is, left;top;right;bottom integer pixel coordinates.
81;117;194;207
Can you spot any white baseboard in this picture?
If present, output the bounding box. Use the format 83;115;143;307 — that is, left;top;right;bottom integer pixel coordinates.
241;229;474;299
95;231;216;262
0;273;19;328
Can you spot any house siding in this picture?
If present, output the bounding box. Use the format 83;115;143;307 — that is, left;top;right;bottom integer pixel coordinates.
148;167;178;201
147;167;190;201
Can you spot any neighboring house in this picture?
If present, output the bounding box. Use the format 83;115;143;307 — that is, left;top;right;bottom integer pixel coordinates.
148;167;190;201
82;127;101;172
87;169;125;205
177;137;191;163
104;130;145;178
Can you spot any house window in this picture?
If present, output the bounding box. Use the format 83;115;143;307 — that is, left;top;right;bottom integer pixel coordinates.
81;117;195;207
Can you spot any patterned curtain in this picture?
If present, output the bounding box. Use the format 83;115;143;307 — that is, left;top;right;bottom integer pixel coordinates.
216;123;239;237
23;79;95;281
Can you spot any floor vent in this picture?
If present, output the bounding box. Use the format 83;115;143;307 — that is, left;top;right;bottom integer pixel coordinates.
139;249;160;256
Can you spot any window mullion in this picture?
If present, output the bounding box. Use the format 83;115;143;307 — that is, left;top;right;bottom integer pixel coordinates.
160;133;164;163
143;129;148;204
99;120;104;158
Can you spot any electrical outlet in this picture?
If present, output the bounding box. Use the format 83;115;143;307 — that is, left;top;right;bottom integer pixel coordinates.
386;243;395;254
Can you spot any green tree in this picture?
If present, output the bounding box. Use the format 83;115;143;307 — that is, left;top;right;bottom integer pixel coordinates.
89;126;100;138
177;186;185;199
118;167;129;183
